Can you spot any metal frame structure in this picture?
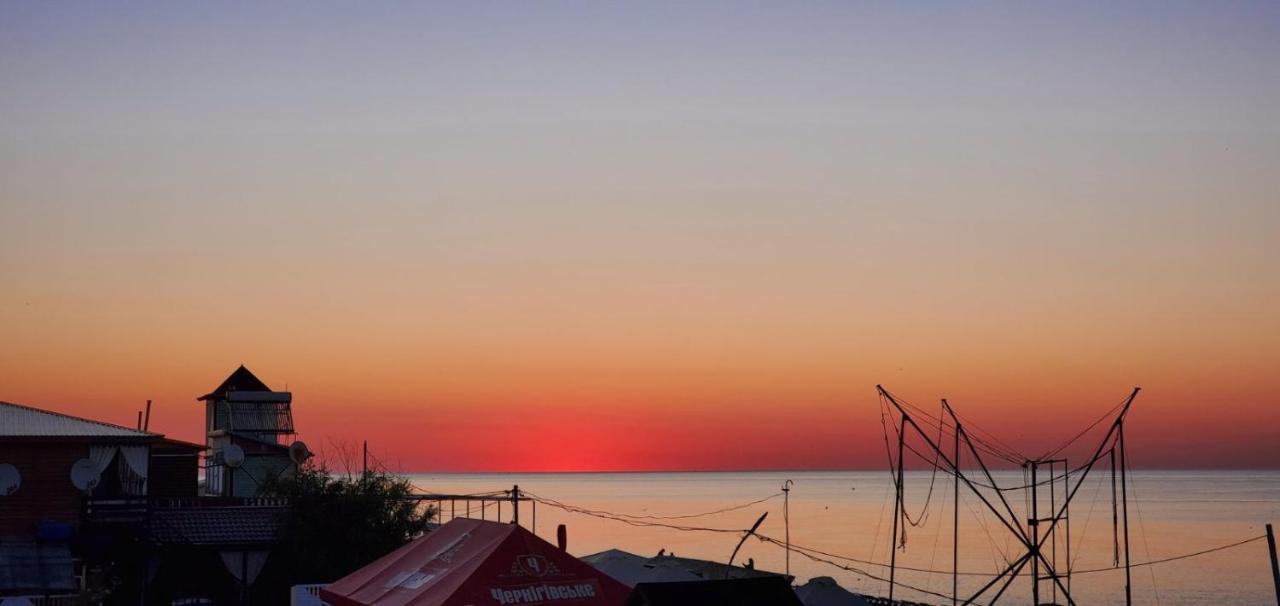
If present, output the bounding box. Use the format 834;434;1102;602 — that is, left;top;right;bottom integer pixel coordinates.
408;485;536;532
877;385;1140;606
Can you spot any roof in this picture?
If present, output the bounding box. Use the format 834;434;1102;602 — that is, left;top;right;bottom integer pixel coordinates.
794;577;872;606
0;401;158;440
625;577;803;606
581;550;698;587
154;437;208;452
149;506;287;546
321;518;632;606
582;549;789;587
199;365;272;401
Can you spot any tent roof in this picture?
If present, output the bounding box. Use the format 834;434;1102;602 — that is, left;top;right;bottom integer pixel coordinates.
581;549;788;588
321;519;632;606
624;577;803;606
198;365;272;401
581;551;699;588
794;577;872;606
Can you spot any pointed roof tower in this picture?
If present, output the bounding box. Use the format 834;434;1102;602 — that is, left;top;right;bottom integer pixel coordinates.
198;365;272;401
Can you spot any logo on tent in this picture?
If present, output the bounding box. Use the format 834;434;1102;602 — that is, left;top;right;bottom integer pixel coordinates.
517;554;553;577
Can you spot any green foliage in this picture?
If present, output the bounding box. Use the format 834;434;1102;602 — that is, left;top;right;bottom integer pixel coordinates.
264;463;436;583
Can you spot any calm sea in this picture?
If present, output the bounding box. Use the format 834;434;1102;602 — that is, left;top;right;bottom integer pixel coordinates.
406;470;1280;605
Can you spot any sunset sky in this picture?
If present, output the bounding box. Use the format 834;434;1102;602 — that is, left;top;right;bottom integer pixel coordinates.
2;2;1277;471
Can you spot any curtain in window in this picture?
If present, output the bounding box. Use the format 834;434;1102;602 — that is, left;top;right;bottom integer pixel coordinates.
117;445;149;495
88;445;118;475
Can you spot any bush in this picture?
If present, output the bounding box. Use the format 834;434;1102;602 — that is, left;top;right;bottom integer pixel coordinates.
264;463;436;583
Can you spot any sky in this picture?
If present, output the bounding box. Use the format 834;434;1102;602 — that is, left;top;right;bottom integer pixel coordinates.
2;1;1277;471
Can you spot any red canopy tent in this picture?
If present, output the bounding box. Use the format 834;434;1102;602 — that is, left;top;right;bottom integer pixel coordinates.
321;518;632;606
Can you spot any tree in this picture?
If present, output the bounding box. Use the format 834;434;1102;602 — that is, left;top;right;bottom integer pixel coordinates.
264;462;436;584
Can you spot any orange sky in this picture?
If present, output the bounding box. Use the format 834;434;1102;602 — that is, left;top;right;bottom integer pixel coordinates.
2;3;1278;471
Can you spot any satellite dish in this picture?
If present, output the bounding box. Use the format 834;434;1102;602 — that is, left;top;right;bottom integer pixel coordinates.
0;463;20;496
223;444;246;468
70;459;100;493
289;441;312;465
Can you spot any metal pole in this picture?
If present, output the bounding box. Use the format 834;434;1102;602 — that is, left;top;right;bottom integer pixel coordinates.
782;480;793;577
1050;460;1057;605
1119;423;1132;606
888;412;905;603
1266;523;1280;606
144;400;152;431
946;400;959;606
512;485;520;525
362;440;368;476
1030;460;1040;606
1064;458;1072;596
1111;449;1119;566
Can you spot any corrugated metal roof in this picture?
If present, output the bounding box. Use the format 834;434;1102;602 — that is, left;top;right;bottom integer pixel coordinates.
0;401;157;438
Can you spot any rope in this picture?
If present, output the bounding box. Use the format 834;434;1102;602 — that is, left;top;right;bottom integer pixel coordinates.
1071;535;1266;575
527;491;1269;581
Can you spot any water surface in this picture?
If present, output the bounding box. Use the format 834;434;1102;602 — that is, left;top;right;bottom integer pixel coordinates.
407;471;1280;605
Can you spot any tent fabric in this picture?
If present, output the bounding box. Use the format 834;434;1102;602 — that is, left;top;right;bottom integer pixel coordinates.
624;577;803;606
793;577;872;606
579;551;698;588
321;518;632;606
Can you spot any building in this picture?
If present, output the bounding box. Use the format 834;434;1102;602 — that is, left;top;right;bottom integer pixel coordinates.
0;366;307;603
0;400;203;598
199;365;299;497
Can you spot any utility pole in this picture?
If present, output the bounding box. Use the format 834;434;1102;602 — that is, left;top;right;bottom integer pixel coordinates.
782;479;794;577
362;440;368;477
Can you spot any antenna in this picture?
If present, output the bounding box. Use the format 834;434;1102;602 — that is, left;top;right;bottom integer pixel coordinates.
70;459;101;493
0;463;20;496
223;444;246;468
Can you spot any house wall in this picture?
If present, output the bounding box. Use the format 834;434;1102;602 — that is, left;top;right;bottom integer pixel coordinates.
0;442;88;539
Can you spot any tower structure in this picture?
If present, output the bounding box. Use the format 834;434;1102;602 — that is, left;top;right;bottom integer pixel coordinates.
198;365;296;497
877;385;1139;606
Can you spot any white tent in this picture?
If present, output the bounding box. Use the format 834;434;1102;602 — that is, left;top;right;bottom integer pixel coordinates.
794;577;872;606
581;550;700;587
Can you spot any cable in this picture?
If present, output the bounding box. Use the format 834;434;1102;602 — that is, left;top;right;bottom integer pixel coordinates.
903;402;947;527
521;490;782;522
1126;454;1162;605
1071;535;1266;575
1039;393;1132;461
528;488;1268;584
